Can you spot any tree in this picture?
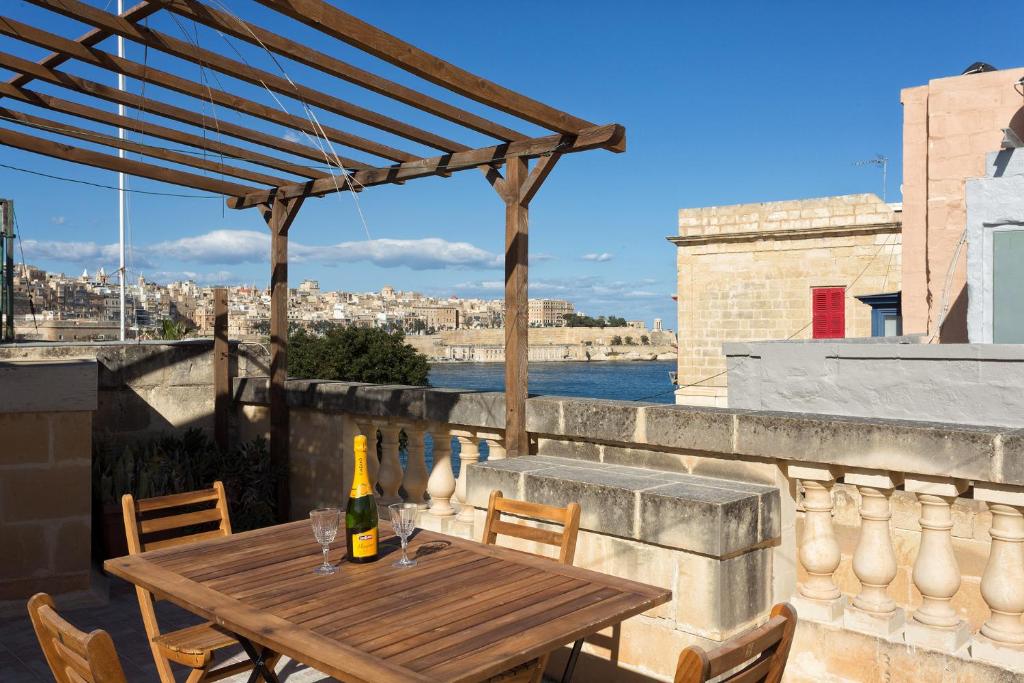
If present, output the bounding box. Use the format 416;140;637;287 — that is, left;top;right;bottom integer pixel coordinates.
289;325;429;385
624;336;636;346
607;316;627;327
640;335;650;345
610;335;623;345
157;318;188;340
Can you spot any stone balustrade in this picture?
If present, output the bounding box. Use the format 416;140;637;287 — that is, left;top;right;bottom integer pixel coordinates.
234;378;1024;679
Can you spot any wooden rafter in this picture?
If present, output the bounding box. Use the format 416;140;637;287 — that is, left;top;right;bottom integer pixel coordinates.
0;106;288;186
0;15;405;163
27;0;471;154
0;125;257;197
161;0;529;142
0;50;345;175
229;124;624;209
0;82;313;180
252;0;598;135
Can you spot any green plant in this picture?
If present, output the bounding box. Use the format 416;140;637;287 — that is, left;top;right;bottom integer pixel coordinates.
289;325;429;385
640;335;650;345
93;429;280;531
610;335;623;345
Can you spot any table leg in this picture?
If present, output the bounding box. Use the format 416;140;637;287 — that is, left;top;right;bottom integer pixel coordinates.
236;635;281;683
561;639;584;683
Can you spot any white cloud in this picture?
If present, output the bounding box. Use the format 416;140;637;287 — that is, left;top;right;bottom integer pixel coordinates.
22;230;502;272
282;131;302;144
531;252;555;263
581;252;613;262
50;216;66;225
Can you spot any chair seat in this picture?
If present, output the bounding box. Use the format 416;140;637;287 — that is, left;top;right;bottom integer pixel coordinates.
152;622;238;665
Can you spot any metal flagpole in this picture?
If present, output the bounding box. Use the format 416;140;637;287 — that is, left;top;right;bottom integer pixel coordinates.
117;0;127;341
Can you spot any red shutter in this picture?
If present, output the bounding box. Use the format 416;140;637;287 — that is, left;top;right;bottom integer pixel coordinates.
812;287;845;339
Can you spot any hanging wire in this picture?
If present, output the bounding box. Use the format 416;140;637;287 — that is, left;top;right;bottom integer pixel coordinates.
0;161;222;198
10;206;39;332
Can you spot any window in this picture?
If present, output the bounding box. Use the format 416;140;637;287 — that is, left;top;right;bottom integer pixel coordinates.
812;287;845;339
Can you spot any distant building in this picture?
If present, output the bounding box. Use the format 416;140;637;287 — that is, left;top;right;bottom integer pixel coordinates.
528;299;574;327
298;279;319;292
653;318;663;332
668;194;902;407
413;306;460;331
626;320;646;330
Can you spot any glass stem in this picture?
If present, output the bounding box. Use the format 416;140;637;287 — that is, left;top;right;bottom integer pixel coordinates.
322;545;330;567
401;537;409;563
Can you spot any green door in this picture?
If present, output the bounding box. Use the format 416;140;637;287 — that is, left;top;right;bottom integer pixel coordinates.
993;230;1024;343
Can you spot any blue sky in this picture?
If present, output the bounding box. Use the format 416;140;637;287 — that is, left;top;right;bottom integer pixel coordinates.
2;1;1022;327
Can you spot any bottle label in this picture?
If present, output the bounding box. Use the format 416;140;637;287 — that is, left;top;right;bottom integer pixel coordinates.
351;445;371;497
351;528;378;558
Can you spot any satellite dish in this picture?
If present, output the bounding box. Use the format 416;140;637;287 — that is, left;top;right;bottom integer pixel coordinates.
962;62;997;75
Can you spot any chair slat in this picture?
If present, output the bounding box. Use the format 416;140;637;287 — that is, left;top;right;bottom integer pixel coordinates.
707;615;787;677
145;528;226;551
27;593;129;683
135;488;219;513
493;497;572;524
54;640;92;681
139;507;223;534
489;519;565;547
729;656;773;683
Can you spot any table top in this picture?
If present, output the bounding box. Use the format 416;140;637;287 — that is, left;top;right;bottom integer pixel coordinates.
104;519;671;683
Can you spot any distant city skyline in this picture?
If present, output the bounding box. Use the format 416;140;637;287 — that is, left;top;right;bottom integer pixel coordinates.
2;1;1022;326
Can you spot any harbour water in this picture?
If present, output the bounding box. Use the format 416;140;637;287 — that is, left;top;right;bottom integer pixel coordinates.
428;360;678;404
412;360;677;475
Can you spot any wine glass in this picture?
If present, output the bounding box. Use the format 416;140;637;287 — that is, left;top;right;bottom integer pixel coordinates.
389;503;418;568
310;507;341;575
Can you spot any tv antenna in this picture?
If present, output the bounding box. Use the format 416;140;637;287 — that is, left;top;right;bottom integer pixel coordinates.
854;154;888;202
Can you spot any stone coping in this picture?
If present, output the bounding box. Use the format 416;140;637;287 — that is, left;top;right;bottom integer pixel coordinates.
726;340;1024;361
464;455;779;558
234;378;1024;486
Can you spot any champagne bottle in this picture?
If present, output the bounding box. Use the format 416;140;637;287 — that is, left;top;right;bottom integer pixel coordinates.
346;435;379;563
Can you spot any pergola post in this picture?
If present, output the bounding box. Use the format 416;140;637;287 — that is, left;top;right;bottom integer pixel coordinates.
213;287;229;452
504;158;529;456
263;195;304;520
499;154;560;456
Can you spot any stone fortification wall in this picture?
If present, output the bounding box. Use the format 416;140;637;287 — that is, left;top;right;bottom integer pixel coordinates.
672;193;901;406
406;326;677;361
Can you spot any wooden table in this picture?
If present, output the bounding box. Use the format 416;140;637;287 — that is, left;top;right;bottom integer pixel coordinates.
105;520;671;683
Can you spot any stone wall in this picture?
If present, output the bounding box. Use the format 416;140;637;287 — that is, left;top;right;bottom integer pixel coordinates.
670;194;901;406
0;361;96;603
900;66;1024;341
725;339;1024;428
406;326;678;362
0;340;268;446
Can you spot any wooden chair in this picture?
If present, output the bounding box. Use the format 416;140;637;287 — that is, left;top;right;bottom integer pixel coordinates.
674;603;797;683
122;482;271;683
482;490;582;683
28;593;128;683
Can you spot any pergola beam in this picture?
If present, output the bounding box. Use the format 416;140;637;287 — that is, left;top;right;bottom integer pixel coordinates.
0;15;401;164
0;125;258;197
0;50;344;176
5;0;161;91
27;0;470;154
0;82;310;181
161;0;529;143
228;123;625;209
253;0;598;135
0;105;288;187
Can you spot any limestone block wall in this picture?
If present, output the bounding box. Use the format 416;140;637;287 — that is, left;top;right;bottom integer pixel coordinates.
406;326;678;361
900;66;1024;341
0;340;268;446
0;360;96;602
671;194;901;406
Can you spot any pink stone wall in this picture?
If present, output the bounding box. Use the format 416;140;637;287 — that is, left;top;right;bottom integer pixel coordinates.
900;68;1024;341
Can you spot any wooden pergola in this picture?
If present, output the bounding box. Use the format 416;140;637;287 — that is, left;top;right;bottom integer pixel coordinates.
0;1;624;479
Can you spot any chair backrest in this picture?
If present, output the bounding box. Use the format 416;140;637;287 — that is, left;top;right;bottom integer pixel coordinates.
482;490;581;565
122;481;232;555
674;603;797;683
27;593;128;683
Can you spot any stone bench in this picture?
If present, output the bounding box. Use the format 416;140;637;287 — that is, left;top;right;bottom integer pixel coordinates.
464;455;781;646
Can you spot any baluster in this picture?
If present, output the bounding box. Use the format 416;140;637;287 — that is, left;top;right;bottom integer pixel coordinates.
971;484;1024;667
844;471;904;635
427;426;456;517
788;465;844;622
479;431;506;461
355;420;379;492
904;477;970;652
454;432;481;523
377;423;403;505
402;425;428;506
